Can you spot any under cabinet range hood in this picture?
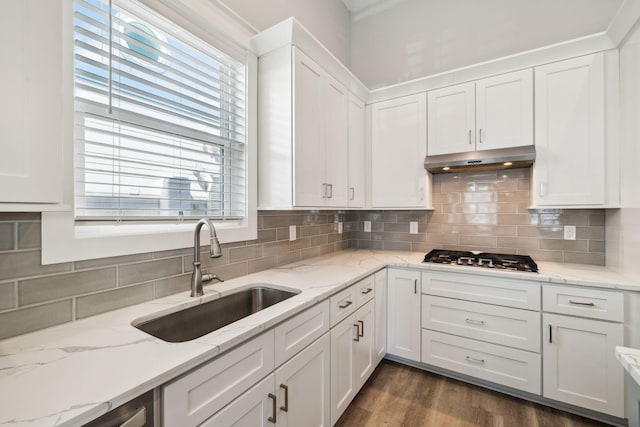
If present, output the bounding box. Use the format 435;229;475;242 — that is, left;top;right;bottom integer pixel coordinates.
424;145;536;174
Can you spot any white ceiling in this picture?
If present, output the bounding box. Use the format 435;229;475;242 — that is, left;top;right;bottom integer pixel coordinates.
348;0;627;88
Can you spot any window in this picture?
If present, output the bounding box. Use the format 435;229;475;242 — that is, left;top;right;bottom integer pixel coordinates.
73;0;247;221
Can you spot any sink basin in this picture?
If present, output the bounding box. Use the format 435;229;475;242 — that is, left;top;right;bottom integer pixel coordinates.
133;286;299;342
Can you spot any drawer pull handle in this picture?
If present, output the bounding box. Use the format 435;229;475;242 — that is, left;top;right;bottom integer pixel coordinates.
569;300;595;307
358;320;365;337
361;288;373;295
353;324;360;342
414;279;418;294
280;384;289;412
466;356;485;364
465;318;485;326
339;301;353;309
268;393;277;423
549;324;553;343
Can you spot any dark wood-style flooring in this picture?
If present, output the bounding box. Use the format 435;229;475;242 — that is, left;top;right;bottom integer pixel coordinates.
335;360;612;427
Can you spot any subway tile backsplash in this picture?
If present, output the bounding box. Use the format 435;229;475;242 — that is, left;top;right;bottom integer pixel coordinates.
347;169;606;265
0;171;606;339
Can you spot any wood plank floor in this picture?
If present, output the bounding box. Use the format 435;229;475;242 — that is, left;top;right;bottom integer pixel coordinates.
335;360;612;427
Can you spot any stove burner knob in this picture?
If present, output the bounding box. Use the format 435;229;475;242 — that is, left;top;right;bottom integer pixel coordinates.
456;258;463;265
467;258;473;265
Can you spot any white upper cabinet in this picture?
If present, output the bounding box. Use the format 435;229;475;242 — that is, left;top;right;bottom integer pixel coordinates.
0;1;64;208
293;50;348;207
476;70;534;151
254;20;368;211
427;82;476;155
370;93;429;208
427;69;533;156
533;52;611;207
347;94;366;208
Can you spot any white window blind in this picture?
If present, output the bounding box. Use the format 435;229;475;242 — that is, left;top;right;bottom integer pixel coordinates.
73;0;247;220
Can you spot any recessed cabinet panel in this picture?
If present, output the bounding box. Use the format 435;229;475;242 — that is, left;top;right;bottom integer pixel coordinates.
293;51;325;207
534;53;606;206
387;269;421;361
0;1;63;205
276;333;331;427
543;313;623;416
347;94;366;207
427;82;475;156
476;69;533;151
371;94;428;208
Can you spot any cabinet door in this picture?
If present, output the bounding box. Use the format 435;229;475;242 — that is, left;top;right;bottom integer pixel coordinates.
275;333;331;427
534;53;605;206
354;300;375;390
543;313;623;417
330;311;358;424
371;94;427;207
386;269;421;362
293;49;325;206
476;69;533;151
0;1;63;205
347;94;365;207
199;375;275;427
427;82;475;156
374;269;387;364
323;74;349;207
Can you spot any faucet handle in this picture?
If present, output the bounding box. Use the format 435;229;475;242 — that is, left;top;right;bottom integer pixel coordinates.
202;271;224;283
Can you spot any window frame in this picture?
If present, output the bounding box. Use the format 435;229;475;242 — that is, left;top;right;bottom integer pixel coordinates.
41;0;257;265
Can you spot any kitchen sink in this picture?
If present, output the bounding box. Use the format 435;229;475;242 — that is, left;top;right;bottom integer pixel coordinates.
133;286;300;342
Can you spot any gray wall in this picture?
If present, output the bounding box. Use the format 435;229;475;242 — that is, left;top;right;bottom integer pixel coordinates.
0;171;606;339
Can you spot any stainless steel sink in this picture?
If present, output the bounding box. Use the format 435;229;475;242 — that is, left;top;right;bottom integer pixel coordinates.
133;286;300;342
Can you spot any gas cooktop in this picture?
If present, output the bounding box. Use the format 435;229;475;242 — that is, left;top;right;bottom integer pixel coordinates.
423;249;538;273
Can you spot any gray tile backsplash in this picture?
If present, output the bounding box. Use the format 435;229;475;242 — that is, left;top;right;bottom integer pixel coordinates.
0;210;349;339
347;169;606;265
0;175;606;339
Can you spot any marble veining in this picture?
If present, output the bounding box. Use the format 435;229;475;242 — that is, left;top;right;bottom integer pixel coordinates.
1;249;639;426
615;346;640;387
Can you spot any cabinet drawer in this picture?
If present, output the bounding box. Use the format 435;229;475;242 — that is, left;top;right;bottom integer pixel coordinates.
543;285;623;322
422;295;540;352
422;330;541;395
163;330;275;427
421;271;540;310
354;275;375;308
330;276;374;327
275;300;330;366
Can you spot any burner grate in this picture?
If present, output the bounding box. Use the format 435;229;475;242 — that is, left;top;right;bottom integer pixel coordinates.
423;249;538;273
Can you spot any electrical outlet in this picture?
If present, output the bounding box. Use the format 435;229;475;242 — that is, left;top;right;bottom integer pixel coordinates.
364;221;372;233
410;221;419;234
289;225;297;241
563;225;576;240
337;222;343;234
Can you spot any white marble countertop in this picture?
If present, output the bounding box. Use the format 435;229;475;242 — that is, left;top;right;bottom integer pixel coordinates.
616;346;640;387
1;249;639;426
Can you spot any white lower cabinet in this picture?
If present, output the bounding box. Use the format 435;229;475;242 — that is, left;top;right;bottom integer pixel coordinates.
275;333;331;427
422;330;541;394
200;375;275;427
162;330;275;427
373;269;387;365
543;313;623;416
331;300;375;425
201;333;331;427
387;269;421;361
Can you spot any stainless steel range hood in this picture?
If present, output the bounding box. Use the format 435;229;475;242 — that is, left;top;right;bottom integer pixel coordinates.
424;145;535;174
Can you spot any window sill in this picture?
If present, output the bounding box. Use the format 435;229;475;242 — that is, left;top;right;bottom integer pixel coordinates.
41;211;257;265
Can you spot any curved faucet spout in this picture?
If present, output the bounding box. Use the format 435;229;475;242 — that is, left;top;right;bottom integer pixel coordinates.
191;218;223;297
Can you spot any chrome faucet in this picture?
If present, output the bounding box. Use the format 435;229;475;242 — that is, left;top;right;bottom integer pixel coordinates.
191;218;223;297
